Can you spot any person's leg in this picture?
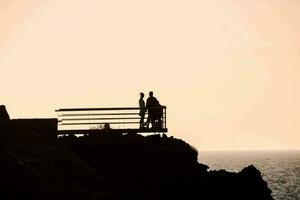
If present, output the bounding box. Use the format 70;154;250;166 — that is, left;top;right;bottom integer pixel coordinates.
157;116;162;129
140;113;145;128
147;111;153;128
145;113;150;128
147;110;154;128
150;116;154;128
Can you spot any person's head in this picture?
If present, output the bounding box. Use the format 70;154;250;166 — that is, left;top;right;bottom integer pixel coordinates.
149;91;153;97
140;92;144;98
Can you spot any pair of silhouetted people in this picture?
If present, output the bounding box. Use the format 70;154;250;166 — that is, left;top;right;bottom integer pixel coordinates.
139;91;162;129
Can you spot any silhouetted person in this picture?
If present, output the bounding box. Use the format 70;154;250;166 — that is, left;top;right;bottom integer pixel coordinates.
145;91;160;128
139;92;146;128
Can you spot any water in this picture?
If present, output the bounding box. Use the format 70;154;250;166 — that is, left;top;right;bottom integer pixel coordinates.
199;150;300;200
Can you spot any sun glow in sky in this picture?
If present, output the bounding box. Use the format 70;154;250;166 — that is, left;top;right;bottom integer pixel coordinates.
1;0;299;150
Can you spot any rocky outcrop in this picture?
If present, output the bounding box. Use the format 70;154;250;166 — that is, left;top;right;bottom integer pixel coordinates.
59;133;273;200
0;146;152;200
0;132;274;200
0;105;10;146
0;105;273;200
0;105;10;122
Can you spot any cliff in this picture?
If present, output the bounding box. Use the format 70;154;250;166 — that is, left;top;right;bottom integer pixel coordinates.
0;105;273;200
59;133;273;200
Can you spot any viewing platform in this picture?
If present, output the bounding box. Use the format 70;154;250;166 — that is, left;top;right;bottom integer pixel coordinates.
56;106;167;135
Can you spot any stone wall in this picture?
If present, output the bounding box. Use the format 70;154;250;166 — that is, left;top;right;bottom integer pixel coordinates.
8;119;58;145
0;105;58;146
0;118;58;147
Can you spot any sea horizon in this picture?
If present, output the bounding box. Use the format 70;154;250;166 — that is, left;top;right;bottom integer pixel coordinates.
199;149;300;153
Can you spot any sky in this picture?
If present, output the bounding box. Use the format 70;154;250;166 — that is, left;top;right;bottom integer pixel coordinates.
0;0;299;151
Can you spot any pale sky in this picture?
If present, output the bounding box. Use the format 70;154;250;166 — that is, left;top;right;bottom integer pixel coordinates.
0;0;299;151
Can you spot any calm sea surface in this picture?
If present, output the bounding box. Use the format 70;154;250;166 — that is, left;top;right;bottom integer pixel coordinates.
199;150;300;200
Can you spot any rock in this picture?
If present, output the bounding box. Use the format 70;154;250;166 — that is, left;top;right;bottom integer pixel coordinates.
239;165;273;200
0;115;274;200
0;105;10;147
59;134;274;200
0;105;10;122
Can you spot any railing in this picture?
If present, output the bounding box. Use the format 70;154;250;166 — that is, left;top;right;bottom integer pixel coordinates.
55;106;167;133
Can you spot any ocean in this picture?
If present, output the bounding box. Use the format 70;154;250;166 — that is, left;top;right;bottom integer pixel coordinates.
199;150;300;200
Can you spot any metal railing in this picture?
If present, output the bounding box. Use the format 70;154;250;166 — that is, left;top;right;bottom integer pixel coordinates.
55;106;167;133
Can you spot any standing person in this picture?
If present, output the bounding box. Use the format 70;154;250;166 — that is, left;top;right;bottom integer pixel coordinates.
145;91;160;128
139;92;146;128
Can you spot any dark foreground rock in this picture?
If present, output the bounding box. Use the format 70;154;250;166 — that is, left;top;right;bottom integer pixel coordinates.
0;106;273;200
58;133;273;200
0;133;273;200
0;105;10;122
